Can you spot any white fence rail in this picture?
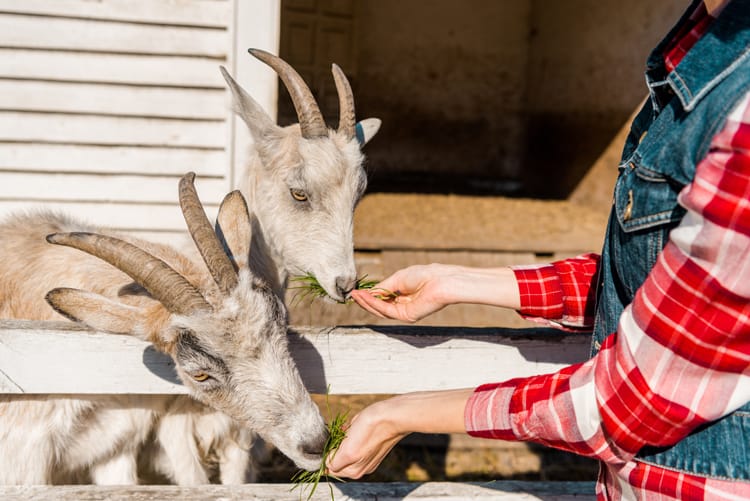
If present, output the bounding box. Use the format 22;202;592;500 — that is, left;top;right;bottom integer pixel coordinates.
0;320;596;500
0;320;590;395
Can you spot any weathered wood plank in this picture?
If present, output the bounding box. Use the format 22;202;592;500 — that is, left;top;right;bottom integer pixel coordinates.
0;320;590;395
0;49;226;87
0;172;226;204
0;112;225;148
0;0;230;28
0;143;226;176
0;14;228;57
354;193;609;254
0;80;226;120
0;201;219;232
0;481;597;500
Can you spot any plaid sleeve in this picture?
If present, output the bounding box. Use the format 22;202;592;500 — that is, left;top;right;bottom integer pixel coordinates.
466;91;750;467
512;253;600;329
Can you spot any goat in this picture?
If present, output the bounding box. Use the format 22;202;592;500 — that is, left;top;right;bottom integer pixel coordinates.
139;49;382;484
0;173;328;484
223;48;381;302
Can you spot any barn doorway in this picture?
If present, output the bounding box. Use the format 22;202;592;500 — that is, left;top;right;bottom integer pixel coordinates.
278;0;686;199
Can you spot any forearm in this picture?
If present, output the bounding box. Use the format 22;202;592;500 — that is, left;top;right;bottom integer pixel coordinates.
435;266;521;310
326;388;474;478
375;388;475;435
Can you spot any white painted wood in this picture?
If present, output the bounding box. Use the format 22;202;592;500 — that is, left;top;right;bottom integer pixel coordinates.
0;201;218;231
0;0;230;28
0;14;228;57
0;49;225;87
0;321;590;395
0;144;225;176
0;81;226;120
0;112;225;148
0;1;285;254
0;481;597;500
0;172;226;204
227;0;281;188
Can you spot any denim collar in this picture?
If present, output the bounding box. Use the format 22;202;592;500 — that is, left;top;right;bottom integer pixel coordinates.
646;0;750;112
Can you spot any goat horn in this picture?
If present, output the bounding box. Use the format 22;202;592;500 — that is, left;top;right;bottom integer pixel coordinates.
179;172;239;294
46;232;211;315
248;48;328;139
331;64;356;140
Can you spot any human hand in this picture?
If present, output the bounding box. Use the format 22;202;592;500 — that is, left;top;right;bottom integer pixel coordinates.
325;398;407;479
351;264;521;322
326;389;472;479
351;264;455;322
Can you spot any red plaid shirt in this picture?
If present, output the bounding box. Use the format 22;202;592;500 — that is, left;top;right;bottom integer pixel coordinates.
465;5;750;500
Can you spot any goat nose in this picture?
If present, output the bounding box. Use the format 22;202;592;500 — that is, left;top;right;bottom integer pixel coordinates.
301;429;329;457
335;276;357;298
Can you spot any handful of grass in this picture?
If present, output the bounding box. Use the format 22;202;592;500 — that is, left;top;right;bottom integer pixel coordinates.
290;273;397;305
290;408;349;500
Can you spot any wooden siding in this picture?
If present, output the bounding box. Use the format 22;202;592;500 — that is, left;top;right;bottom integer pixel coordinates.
0;0;233;242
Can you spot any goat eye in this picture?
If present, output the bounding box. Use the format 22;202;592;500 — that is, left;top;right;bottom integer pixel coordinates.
290;189;308;202
191;372;210;382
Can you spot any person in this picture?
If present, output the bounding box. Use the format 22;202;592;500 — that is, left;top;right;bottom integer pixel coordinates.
326;0;750;499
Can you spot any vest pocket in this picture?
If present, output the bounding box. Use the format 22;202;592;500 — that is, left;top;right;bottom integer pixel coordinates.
614;163;684;233
611;164;686;298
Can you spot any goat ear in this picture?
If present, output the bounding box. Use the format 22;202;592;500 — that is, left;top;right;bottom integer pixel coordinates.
45;288;151;337
215;191;280;290
220;65;277;139
356;118;381;146
215;190;252;270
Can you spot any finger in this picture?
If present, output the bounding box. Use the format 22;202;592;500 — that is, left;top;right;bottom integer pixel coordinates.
354;289;406;320
350;290;387;318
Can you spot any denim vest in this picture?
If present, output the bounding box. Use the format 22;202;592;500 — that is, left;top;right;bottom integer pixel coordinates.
591;0;750;480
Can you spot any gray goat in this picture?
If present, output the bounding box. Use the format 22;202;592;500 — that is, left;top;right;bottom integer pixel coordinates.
0;174;327;484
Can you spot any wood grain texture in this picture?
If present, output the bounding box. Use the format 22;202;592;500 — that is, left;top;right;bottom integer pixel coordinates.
0;320;590;395
0;0;230;28
354;193;609;253
0;112;225;148
0;201;218;232
0;81;226;119
0;481;596;500
0;49;225;87
0;14;228;57
0;143;226;176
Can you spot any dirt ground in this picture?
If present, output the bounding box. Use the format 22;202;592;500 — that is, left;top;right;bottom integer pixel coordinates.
255;395;599;484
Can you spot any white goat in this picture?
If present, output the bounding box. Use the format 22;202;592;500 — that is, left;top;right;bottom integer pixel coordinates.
140;49;381;484
0;174;328;484
225;48;381;301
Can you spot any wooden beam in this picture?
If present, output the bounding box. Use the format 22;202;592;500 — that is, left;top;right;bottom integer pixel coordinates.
0;320;590;395
354;194;608;254
0;0;231;28
0;481;597;500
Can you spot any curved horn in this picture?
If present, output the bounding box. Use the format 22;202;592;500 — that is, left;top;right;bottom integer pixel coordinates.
249;48;327;139
46;232;211;315
331;63;356;139
179;172;239;294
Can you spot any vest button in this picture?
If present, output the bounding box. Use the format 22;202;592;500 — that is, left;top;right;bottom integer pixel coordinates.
624;190;634;221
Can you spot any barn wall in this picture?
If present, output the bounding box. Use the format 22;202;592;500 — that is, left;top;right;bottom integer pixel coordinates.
0;0;281;243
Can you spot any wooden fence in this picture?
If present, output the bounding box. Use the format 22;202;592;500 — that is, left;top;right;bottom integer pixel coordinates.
0;319;596;500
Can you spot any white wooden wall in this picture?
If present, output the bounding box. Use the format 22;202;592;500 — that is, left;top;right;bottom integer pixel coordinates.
0;0;280;244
